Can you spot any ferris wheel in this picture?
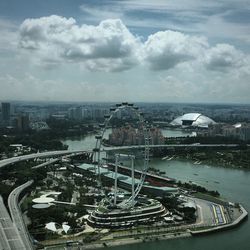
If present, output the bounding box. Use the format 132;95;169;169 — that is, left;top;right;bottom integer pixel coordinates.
93;102;150;206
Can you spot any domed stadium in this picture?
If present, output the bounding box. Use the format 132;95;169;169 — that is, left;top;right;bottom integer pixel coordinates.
170;113;216;128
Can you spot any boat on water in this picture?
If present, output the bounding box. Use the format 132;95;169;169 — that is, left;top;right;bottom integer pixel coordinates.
162;156;168;160
194;161;202;165
167;156;174;161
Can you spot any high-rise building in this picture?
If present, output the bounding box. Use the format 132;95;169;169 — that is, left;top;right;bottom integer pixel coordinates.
15;114;30;131
109;125;165;146
1;102;11;125
68;107;84;120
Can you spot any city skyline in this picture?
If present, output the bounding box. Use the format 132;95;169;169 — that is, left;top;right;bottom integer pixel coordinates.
0;0;249;103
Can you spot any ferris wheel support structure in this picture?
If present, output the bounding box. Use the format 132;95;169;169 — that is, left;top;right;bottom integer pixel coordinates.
93;103;150;206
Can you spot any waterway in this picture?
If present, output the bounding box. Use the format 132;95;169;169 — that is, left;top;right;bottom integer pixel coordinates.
63;128;193;151
62;129;249;250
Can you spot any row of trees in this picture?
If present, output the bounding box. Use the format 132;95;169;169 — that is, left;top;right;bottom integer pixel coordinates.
177;181;220;197
161;196;196;223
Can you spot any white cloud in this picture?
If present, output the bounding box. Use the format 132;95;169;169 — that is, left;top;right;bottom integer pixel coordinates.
19;15;76;49
142;30;208;70
16;15;250;75
0;14;245;104
19;16;141;72
204;43;244;71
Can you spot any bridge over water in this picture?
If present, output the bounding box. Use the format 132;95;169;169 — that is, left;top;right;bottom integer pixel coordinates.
104;143;243;151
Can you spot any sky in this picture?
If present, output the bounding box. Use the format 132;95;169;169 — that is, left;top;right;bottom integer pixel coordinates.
0;0;249;103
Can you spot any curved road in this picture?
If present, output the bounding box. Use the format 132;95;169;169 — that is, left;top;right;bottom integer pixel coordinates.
0;150;88;169
8;180;34;250
0;195;27;250
0;150;88;250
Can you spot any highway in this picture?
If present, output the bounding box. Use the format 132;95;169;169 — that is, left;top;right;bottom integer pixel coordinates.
0;195;26;250
0;149;88;169
0;145;244;170
104;143;242;151
31;158;60;169
8;180;34;250
0;150;89;249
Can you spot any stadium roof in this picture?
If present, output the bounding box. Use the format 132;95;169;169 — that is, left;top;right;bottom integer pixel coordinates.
170;113;215;128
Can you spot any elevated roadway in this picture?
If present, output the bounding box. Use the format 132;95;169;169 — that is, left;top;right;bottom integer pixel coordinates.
104;143;241;151
0;150;89;249
0;144;244;170
0;150;88;169
0;195;26;250
8;180;34;250
31;158;60;169
0;144;244;171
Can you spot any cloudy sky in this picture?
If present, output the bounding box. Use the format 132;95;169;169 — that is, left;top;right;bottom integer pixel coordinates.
0;0;249;103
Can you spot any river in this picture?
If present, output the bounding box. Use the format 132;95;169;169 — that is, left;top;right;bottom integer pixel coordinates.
62;129;249;250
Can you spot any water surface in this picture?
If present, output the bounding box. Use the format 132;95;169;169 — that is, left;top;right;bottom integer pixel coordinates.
62;129;249;250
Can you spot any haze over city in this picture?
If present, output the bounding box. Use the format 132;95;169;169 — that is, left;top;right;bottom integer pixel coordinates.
0;0;250;103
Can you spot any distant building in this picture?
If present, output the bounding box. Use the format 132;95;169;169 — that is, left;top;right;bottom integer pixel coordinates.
109;125;165;146
68;107;84;120
15;114;30;131
208;123;223;136
68;107;109;121
82;108;90;119
239;124;250;141
51;114;67;120
1;102;11;125
149;127;165;144
208;123;250;142
91;108;108;120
